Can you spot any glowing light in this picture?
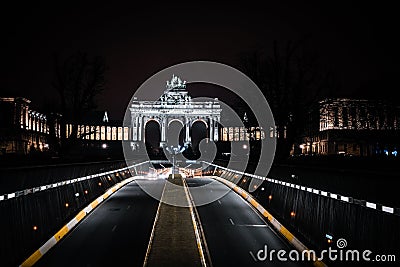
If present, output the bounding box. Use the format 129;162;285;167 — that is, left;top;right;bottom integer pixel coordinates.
299;144;305;149
102;143;107;149
268;195;272;200
98;182;102;186
242;144;248;149
290;211;296;217
84;190;88;194
75;192;80;197
33;225;38;231
327;239;332;244
65;203;69;208
326;234;333;240
108;177;112;181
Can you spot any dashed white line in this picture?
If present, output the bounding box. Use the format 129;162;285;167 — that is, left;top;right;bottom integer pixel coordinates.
217;200;221;205
237;224;267;227
229;218;234;225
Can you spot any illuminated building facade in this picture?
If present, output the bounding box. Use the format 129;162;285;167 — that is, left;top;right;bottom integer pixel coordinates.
298;98;400;156
65;112;130;143
220;126;266;141
129;75;221;150
0;97;61;154
1;77;271;155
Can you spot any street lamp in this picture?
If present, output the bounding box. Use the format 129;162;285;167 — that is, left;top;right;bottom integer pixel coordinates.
164;144;187;178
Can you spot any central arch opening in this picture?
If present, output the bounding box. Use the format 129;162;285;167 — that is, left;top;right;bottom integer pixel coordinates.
167;120;185;147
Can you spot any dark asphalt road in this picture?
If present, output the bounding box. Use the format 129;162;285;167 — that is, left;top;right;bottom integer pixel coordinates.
36;179;165;267
187;177;308;267
35;176;309;267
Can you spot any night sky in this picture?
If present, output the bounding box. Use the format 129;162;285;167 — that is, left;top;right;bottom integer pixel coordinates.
1;2;398;120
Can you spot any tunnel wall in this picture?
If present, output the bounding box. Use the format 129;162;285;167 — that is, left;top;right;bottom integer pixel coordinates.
0;160;126;195
0;161;137;266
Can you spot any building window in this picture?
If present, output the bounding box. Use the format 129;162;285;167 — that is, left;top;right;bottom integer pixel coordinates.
89;126;94;140
85;126;90;140
333;107;339;128
77;125;83;139
25;109;29;129
117;127;122;140
112;127;117;140
66;124;70;138
100;126;106;140
239;127;246;141
107;126;111;140
123;127;129;140
94;126;99;140
228;127;234;141
222;128;228;141
234;127;239;141
255;129;261;140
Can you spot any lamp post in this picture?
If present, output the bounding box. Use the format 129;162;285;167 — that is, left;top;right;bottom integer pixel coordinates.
165;144;187;178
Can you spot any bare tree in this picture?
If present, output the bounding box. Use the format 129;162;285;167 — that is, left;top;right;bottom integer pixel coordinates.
240;38;338;158
52;51;107;155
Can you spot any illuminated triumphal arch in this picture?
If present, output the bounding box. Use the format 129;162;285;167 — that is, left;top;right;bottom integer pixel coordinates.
130;75;221;150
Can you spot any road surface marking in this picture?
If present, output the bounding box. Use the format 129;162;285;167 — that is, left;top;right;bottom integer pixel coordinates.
183;178;209;267
229;218;234;225
237;224;267;227
143;182;166;267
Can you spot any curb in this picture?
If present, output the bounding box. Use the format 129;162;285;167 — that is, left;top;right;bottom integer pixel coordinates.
19;177;137;267
213;176;327;267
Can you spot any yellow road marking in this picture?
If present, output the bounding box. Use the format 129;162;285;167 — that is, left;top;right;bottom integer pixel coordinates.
20;250;42;267
280;226;294;242
75;210;86;222
54;225;69;241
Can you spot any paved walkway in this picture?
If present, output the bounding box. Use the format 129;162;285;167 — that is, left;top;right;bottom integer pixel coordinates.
145;177;202;267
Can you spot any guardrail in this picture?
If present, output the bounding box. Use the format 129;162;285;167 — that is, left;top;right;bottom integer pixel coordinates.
203;161;400;216
0;161;149;202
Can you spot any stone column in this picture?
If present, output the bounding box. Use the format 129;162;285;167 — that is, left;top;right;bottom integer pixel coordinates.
185;116;190;144
131;115;139;141
214;116;219;141
160;116;167;147
138;115;143;141
209;117;213;141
